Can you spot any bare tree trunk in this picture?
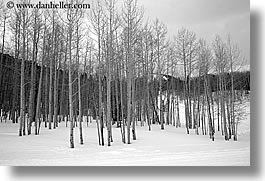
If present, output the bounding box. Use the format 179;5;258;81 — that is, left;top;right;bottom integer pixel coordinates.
221;73;228;140
59;46;67;123
132;76;136;140
98;67;104;146
29;10;41;135
44;62;49;128
35;19;46;135
106;63;112;146
11;13;21;124
76;21;84;144
48;13;55;130
0;14;6;99
53;48;58;129
67;10;74;148
119;63;126;143
127;67;132;144
19;10;27;136
205;74;214;141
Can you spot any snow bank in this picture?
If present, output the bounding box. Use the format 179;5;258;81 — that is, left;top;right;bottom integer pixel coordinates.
0;121;249;166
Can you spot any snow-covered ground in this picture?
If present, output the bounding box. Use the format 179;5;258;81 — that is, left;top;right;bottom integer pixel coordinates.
0;99;250;166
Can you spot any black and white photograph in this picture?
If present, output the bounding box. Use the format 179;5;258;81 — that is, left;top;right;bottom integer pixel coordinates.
0;0;251;167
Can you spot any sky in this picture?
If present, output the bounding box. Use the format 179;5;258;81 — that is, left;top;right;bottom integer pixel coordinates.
137;0;250;65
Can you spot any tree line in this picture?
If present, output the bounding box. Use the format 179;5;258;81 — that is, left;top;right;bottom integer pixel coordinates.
0;0;250;147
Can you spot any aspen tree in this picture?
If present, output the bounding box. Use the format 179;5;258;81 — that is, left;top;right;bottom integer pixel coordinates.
19;5;30;136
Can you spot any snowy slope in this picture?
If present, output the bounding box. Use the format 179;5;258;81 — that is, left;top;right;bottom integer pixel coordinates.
0;118;249;166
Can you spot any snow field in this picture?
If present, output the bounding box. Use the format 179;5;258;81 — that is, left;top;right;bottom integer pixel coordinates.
0;121;249;166
0;98;250;166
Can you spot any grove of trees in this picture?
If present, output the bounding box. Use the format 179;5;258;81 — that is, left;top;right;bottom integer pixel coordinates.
0;0;250;148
